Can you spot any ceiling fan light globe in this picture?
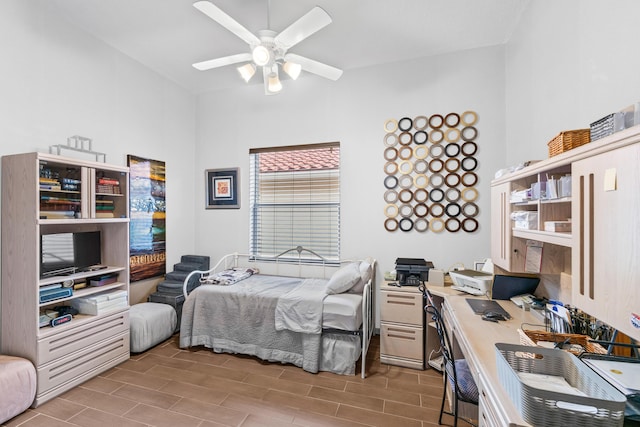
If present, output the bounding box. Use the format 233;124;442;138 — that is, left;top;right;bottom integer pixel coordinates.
283;61;302;80
252;45;271;66
237;63;256;82
268;73;282;93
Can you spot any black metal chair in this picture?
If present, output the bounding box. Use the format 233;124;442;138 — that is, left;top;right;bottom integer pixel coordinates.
425;299;479;427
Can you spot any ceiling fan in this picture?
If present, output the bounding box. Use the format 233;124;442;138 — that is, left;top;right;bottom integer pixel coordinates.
192;0;343;95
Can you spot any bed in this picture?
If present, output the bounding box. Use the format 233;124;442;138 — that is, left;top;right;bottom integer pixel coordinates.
179;247;375;378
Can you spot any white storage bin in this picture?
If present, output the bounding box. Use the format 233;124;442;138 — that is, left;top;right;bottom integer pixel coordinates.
496;343;626;427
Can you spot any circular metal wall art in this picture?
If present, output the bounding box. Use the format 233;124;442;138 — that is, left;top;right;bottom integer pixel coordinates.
398;174;413;189
414;159;429;175
461;110;478;126
384;161;398;175
384;118;399;133
461;156;478;172
461;172;478;187
445;172;461;187
430;143;444;158
384;147;398;161
398;146;413;160
428;158;444;173
398;117;413;131
414;203;429;218
399;217;414;232
430;129;444;144
398;189;414;203
445;202;461;217
413;174;429;188
398;160;413;174
414;218;428;232
462;217;479;232
384;218;399;231
429;217;445;232
398;131;413;146
413;115;429;131
429;173;445;188
399;203;413;218
413;130;428;144
384;132;399;147
445;217;462;232
414;188;429;203
445;143;461;157
384;175;398;189
444;128;461;143
384;190;399;203
462;202;479;218
429;114;444;129
444;158;460;173
413;146;429;160
461;126;478;142
445;112;461;128
429;188;445;203
445;187;461;202
461;141;478;156
461;187;479;202
384;203;399;218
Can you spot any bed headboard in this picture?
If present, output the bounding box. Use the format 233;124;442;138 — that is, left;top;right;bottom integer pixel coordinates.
184;246;376;297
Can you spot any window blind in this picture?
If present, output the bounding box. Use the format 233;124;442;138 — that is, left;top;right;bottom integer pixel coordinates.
249;143;340;262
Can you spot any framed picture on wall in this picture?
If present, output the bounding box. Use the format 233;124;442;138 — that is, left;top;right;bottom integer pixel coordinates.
206;167;239;209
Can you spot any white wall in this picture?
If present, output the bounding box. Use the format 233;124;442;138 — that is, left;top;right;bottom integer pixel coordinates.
505;0;640;165
195;46;506;284
0;1;197;307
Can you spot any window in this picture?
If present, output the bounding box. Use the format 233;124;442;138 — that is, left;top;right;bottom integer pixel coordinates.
249;143;340;262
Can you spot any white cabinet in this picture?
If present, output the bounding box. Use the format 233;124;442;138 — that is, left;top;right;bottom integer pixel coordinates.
572;142;640;342
1;152;131;406
379;282;424;369
490;181;512;271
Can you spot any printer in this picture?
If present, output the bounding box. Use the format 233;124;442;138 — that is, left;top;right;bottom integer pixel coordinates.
395;258;434;286
448;269;493;296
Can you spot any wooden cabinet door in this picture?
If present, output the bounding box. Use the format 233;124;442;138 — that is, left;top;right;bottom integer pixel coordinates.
490;181;511;271
572;143;640;341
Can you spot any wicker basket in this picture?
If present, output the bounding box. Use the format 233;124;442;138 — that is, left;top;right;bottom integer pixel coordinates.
518;329;607;356
547;129;590;157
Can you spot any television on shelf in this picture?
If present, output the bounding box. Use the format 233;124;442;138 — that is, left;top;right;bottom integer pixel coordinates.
40;231;102;278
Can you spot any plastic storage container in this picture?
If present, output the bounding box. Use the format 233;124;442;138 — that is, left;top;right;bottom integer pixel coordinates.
495;343;626;427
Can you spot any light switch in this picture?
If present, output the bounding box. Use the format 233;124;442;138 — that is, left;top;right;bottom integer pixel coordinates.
604;168;617;191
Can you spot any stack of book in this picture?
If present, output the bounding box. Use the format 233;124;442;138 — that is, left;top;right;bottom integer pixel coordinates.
95;199;115;218
71;289;128;315
96;177;121;195
39;177;61;191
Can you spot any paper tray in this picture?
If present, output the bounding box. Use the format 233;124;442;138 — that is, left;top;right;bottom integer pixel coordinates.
495;343;626;426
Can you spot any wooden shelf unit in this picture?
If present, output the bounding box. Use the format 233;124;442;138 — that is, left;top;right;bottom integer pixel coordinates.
1;152;131;406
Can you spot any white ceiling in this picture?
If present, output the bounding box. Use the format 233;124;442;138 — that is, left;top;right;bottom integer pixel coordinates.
49;0;530;94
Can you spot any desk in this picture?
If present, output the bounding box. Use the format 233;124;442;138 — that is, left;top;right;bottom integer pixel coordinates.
427;285;543;427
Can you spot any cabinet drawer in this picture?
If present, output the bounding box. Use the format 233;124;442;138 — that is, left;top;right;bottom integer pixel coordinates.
380;323;424;361
37;310;129;365
380;291;423;325
37;331;129;396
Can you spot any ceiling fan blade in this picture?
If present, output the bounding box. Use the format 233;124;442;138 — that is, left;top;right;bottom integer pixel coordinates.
193;53;252;71
193;1;260;46
285;53;343;81
274;6;332;50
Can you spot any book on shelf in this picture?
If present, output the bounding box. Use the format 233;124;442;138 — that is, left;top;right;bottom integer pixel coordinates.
39;283;63;292
95;212;115;218
40;184;62;191
97;177;120;185
39;210;76;219
96;205;115;211
89;273;118;287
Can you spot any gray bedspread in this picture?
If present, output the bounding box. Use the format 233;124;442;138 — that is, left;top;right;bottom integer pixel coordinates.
275;278;327;334
180;274;328;373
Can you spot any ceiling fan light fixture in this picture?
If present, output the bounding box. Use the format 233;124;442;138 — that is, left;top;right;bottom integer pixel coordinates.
283;61;302;80
252;45;271;66
267;72;282;93
237;63;256;82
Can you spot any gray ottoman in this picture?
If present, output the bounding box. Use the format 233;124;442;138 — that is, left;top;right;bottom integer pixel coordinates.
0;355;36;423
129;302;177;353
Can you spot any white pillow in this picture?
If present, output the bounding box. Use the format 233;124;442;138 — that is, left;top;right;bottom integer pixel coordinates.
348;260;373;294
326;262;361;294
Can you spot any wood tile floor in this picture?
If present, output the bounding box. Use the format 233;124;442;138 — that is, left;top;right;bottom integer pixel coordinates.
3;335;451;427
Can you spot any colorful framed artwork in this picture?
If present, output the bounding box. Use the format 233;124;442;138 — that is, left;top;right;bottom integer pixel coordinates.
127;155;167;282
206;168;239;209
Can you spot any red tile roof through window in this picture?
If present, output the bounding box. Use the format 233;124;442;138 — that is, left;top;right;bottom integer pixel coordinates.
259;147;340;172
